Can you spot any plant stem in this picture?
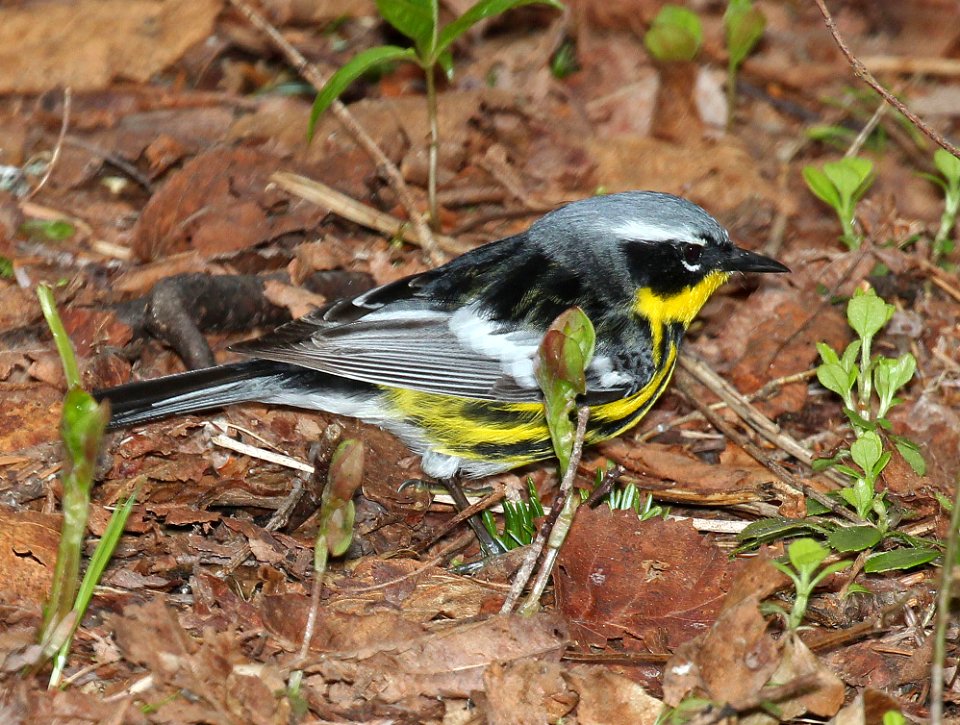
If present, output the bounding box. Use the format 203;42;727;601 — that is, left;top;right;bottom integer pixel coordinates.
930;476;960;723
726;61;737;130
425;63;440;232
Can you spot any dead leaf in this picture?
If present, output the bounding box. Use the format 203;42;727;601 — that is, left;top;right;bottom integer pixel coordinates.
0;0;223;93
0;506;60;605
482;659;576;724
555;509;736;650
565;665;664;724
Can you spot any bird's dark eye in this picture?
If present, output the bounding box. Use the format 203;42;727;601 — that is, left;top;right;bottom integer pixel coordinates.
680;243;703;266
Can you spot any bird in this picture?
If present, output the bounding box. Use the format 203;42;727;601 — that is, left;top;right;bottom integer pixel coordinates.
96;191;789;482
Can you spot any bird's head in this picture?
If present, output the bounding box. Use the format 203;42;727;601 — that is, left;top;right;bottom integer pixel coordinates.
529;191;789;328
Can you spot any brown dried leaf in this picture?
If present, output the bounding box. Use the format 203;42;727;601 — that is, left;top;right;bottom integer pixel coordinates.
555;508;736;649
0;506;59;605
0;0;222;93
482;659;575;725
565;665;664;724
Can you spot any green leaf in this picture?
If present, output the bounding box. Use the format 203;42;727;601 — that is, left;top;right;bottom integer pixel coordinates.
882;710;907;725
724;0;765;69
874;354;916;400
787;537;829;573
376;0;436;52
738;517;822;543
644;5;702;62
893;437;926;477
20;218;76;241
435;0;563;60
850;431;883;473
847;289;891;341
815;341;840;366
824;157;874;202
536;307;596;473
803;166;841;210
37;284;82;389
863;547;939;573
308;45;419;139
934;148;960;185
844;582;872;596
816;362;854;399
827;525;881;552
840;340;862;372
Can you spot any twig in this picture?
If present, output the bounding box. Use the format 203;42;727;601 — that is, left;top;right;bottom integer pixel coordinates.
227;0;444;265
813;0;960;159
500;407;590;614
677;355;846;490
583;464;623;508
270;172;470;255
26;87;71;201
636;368;816;442
930;474;960;724
675;371;863;525
517;407;591;615
414;485;506;553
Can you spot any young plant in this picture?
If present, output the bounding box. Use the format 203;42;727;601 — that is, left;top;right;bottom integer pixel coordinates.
36;284;138;686
739;289;938;574
924;148;960;263
482;478;545;550
803;156;875;249
516;307;595;615
723;0;765;128
310;0;563;231
314;439;364;578
643;5;702;62
769;538;850;631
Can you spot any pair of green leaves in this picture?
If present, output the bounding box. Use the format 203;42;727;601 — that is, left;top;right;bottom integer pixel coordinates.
643;1;765;66
315;439;364;575
309;0;562;138
803;157;875;249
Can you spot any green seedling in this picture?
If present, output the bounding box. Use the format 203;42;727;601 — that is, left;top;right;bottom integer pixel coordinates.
740;289;936;572
643;5;702;62
535;306;595;475
314;439;364;577
770;538;851;631
803;156;875;249
723;0;765;128
36;284;138;686
922;149;960;263
550;39;579;79
517;307;595;615
310;0;563;231
20;219;75;242
482;478;545;550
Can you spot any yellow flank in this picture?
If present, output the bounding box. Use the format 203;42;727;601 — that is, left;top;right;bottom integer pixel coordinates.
633;270;729;363
588;342;677;432
384;341;681;468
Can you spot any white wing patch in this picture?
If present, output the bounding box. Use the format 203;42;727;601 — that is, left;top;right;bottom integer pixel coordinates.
237;302;636;403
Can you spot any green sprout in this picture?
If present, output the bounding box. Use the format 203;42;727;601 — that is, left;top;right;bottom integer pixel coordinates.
770;538;851;631
739;289;937;574
36;284;138;687
803;156;875;249
516;307;595;615
723;0;765;128
310;0;563;231
482;478;545;550
643;5;702;62
924;149;960;263
314;439;364;578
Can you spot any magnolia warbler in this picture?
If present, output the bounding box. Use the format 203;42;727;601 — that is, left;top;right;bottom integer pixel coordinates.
97;191;788;479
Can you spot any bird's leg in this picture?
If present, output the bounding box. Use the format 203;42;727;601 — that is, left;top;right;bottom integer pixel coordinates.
441;476;505;557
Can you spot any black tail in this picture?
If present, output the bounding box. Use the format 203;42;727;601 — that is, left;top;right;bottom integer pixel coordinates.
94;360;307;429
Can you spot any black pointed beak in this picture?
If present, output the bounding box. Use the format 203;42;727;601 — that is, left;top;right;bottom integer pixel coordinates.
723;246;790;274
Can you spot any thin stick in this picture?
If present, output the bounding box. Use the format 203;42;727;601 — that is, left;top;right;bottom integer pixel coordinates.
27;87;71;200
227;0;444;265
518;409;590;613
675;372;863;525
813;0;960;159
930;474;960;723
